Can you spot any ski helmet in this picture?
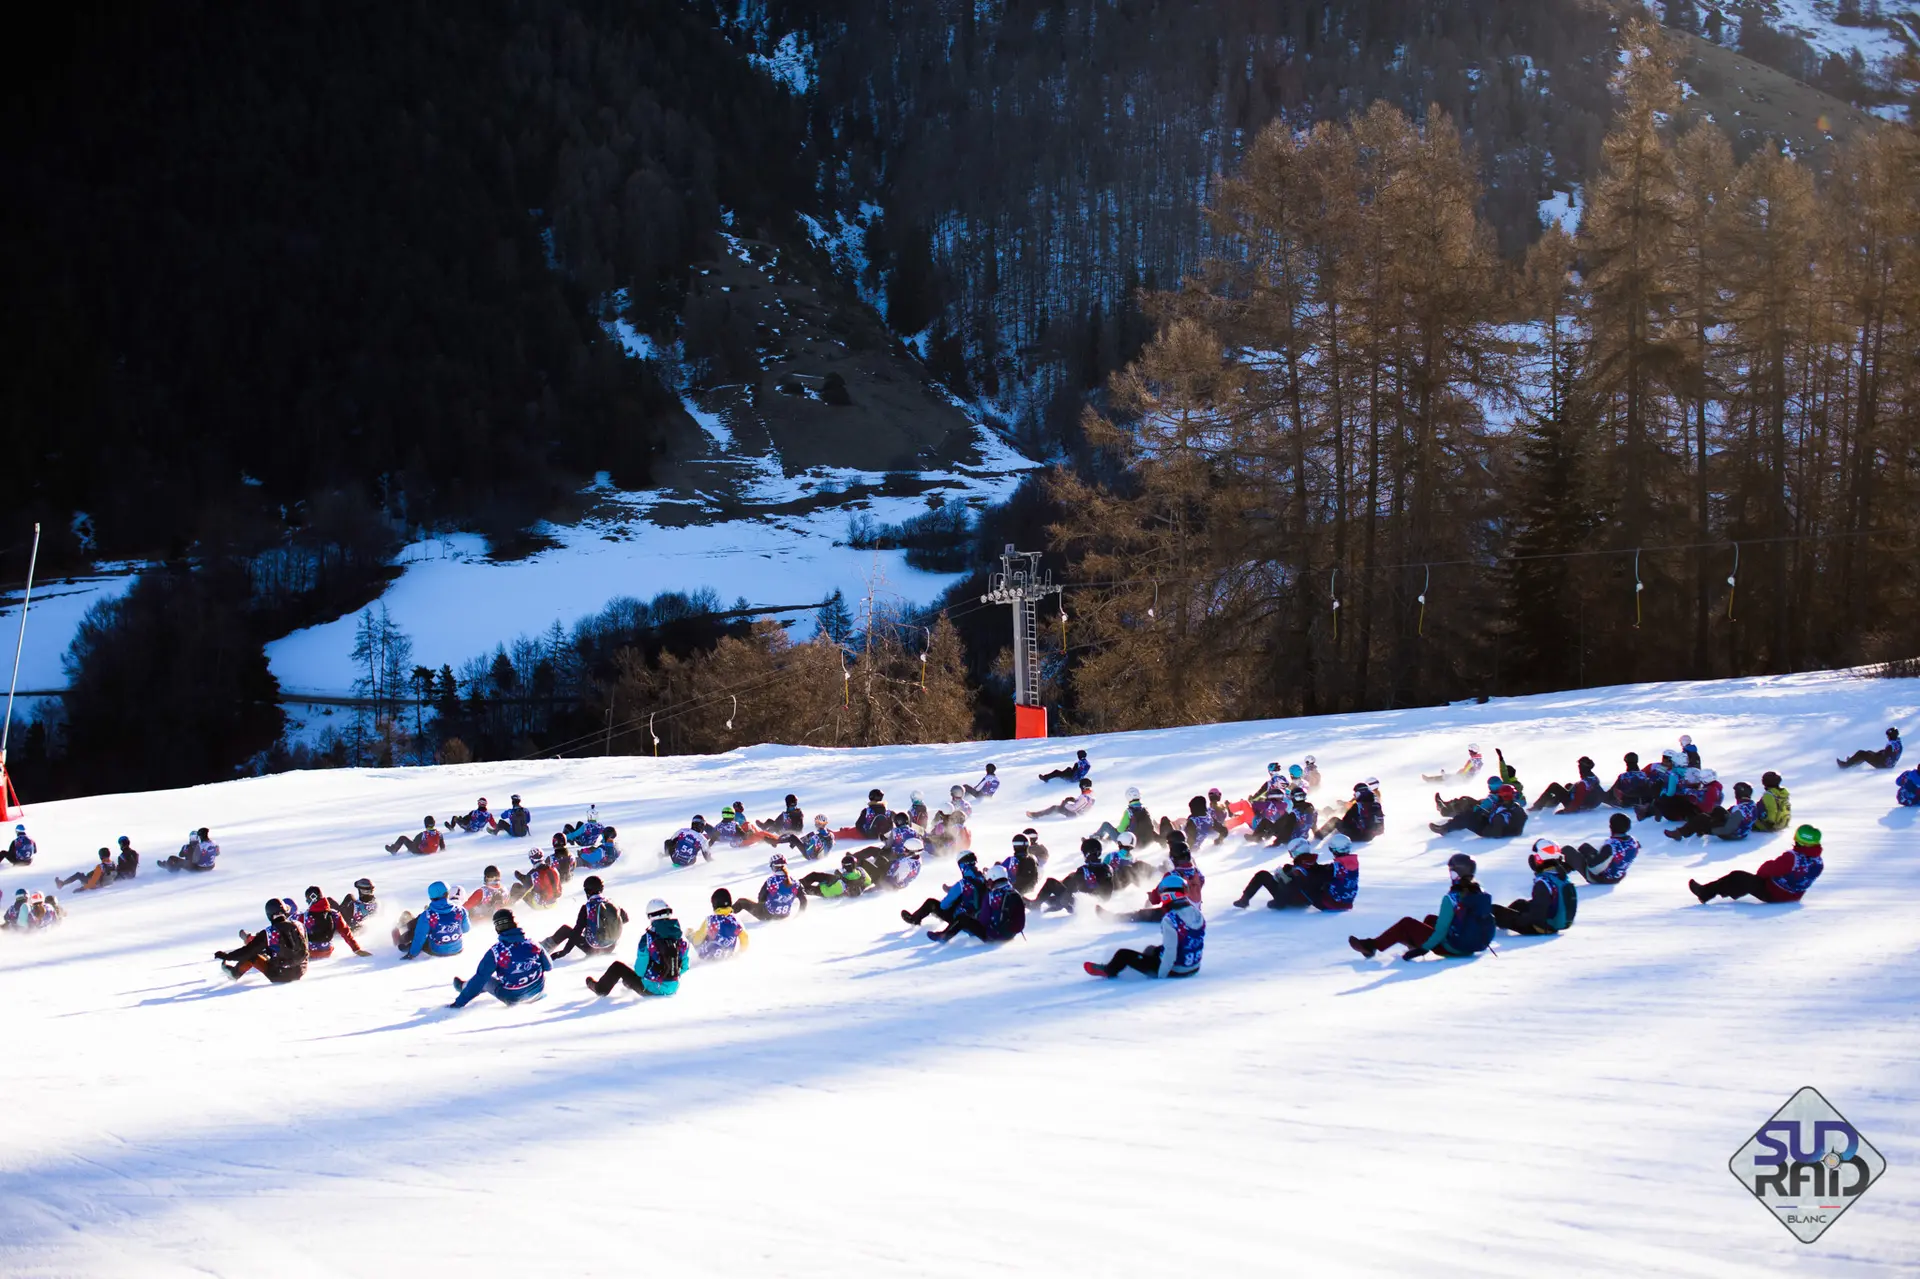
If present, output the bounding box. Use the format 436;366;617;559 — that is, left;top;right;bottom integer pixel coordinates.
893;811;911;826
814;812;829;827
986;863;1010;883
1304;754;1317;766
428;881;449;900
494;909;517;933
1076;749;1087;760
1207;787;1222;799
1080;836;1104;858
583;876;604;895
1156;873;1188;901
958;850;978;866
1577;757;1595;773
529;849;544;864
902;836;925;855
1079;777;1093;790
841;853;858;869
424;815;437;827
1268;762;1282;774
1794;825;1822;847
769;852;787;871
1466;744;1480;754
786;794;799;807
265;898;289;920
1116;831;1137;849
646;898;671;917
1290;765;1305;779
984;763;997;774
1285;837;1314;858
1609;813;1631;834
911;790;924;803
1126;785;1142;801
1527;847;1565;873
303;885;324;904
1889;727;1902;740
1169;845;1192;865
951;784;965;797
711;888;733;909
1496;784;1516;802
510;794;521;805
1679;736;1692;750
1446;853;1477;882
1009;832;1028;849
1762;771;1782;789
869;789;884;803
1733;781;1753;798
1487;777;1503;792
1326;832;1354;854
354;877;375;893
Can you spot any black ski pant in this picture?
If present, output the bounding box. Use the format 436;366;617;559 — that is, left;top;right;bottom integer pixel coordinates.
1029;801;1077;819
930;914;1011;943
1434;810;1488;835
1436;794;1481;817
1249;814;1299;843
1668;807;1733;838
1105;904;1169;924
1531;783;1575;811
1637;795;1698;822
586;961;669;997
542;924;613;959
1038;767;1081;782
1029;878;1098;913
901;897;952;925
385;836;432;855
1694;870;1791;902
1839;747;1899;769
799;871;845;896
1236;868;1311;909
1089;946;1163;978
1491;901;1555;934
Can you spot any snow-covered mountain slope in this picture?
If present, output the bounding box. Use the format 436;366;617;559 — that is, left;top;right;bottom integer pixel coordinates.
3;671;1916;1276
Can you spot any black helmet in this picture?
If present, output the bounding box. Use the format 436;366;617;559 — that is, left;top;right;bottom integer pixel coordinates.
303;885;324;903
1076;749;1087;759
265;898;289;920
893;811;911;826
868;788;884;803
1889;727;1902;740
1609;813;1631;834
493;909;517;933
711;887;733;909
353;877;375;894
841;852;858;869
1762;771;1781;789
1080;836;1103;857
1733;781;1753;798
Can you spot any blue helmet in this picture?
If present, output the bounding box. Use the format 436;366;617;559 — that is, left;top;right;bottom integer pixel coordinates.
1289;764;1304;779
428;880;449;900
1487;776;1503;792
1156;872;1188;900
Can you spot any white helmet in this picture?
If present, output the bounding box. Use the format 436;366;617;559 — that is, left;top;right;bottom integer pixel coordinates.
1326;832;1354;854
1116;831;1137;849
911;790;924;803
1663;748;1684;765
1696;768;1717;783
1125;785;1142;801
985;863;1009;883
646;898;671;917
1284;837;1313;857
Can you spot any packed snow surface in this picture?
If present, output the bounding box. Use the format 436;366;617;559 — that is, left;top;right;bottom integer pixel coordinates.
2;670;1917;1276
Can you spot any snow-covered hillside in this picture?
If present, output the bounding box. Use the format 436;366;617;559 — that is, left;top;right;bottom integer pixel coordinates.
3;671;1916;1276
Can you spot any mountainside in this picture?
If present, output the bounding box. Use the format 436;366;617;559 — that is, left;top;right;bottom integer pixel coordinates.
3;670;1916;1274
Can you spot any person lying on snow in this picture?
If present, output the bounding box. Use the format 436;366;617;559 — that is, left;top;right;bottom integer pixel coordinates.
800;853;873;899
1838;726;1903;770
852;831;924;892
507;850;563;909
1531;757;1605;813
451;910;552;1009
963;763;1001;799
901;849;987;927
1027;839;1116;914
395;881;469;958
333;877;379;927
1232;832;1359;912
1491;846;1578;937
1567;814;1641;886
1429;784;1526;839
691;889;749;962
1348;853;1494;961
735;852;808;922
1316;781;1383;843
927;805;971;854
1688;825;1825;905
1664;780;1762;841
446;798;493;834
585;900;687;999
926;863;1026;944
542;876;628;959
1029;777;1096;821
160;828;218;872
217;898;309;983
1083;875;1204;979
300;886;370;959
781;813;835;861
1100;842;1205;923
1421;744;1485;784
386;816;445;856
664;817;714;867
1038;748;1092;785
576;827;622;869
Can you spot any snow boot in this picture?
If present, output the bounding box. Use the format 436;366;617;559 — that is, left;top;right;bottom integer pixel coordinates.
1231;896;1250;909
1428;821;1450;834
1083;960;1115;979
1687;879;1711;903
451;977;464;993
1347;935;1377;958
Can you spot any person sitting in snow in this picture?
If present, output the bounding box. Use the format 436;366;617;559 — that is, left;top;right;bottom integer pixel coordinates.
927;863;1027;944
541;876;628;959
926;806;971;855
1665;779;1762;841
1082;873;1205;980
1601;752;1655;809
1531;757;1605;814
1027;839;1116;914
800;852;873;900
1348;853;1494;961
160;828;219;872
1491;845;1578;936
1317;781;1384;843
781;813;835;862
451;910;552;1009
735;852;808;922
1159;794;1224;846
1029;777;1096;822
1637;766;1723;824
3;888;64;930
1421;744;1485;784
942;784;974;821
1838;726;1903;770
576;827;622;870
691;888;749;962
767;794;807;835
455;869;503;918
708;804;778;848
1430;783;1526;839
585;899;688;998
963;763;1001;800
561;807;606;847
546;833;576;885
1568;814;1641;886
507;850;563;909
54;847;119;892
902;849;987;927
1689;825;1825;905
1897;765;1920;808
300;885;370;959
1003;829;1050;894
395;881;469;958
385;815;445;857
494;795;533;839
1232;833;1359;912
1100;842;1205;923
446;798;493;834
1039;749;1092;785
2;824;37;866
843;790;893;841
1092;786;1155;845
664;817;714;867
216;898;309;982
334;877;380;928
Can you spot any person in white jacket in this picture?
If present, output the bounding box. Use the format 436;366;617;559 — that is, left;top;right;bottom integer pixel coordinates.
1083;874;1205;979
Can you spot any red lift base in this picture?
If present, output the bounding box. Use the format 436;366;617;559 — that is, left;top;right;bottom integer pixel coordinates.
1014;705;1048;739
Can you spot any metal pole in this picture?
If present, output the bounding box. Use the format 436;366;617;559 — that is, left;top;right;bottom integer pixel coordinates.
2;523;43;762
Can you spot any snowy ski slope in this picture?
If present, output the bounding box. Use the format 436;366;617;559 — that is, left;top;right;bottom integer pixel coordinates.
1;671;1916;1276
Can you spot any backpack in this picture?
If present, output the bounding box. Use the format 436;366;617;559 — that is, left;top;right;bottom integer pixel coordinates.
1327;853;1360;907
305;906;338;949
646;919;685;982
587;898;623;949
192;842;219;869
504;808;531;838
493;937;546;991
272;918;310;964
985;885;1025;939
1443;890;1495;954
